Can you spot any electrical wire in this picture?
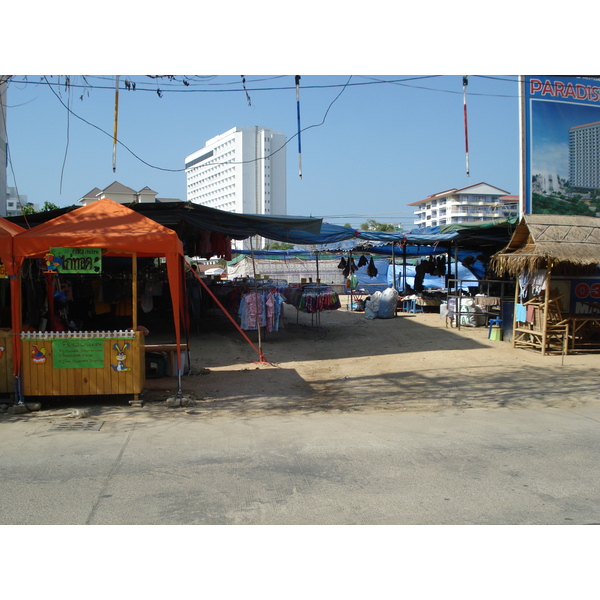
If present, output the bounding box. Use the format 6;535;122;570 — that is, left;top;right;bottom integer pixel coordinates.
10;74;449;95
59;78;71;192
1;95;31;226
41;75;354;173
43;76;184;173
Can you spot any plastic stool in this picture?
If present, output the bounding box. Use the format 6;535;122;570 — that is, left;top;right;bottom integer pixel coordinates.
488;318;502;338
410;299;423;313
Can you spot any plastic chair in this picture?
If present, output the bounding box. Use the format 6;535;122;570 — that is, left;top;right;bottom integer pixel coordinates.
488;318;502;338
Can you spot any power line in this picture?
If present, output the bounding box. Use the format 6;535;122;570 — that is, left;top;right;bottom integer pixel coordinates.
8;74;520;98
42;75;354;173
43;76;185;173
9;74;447;94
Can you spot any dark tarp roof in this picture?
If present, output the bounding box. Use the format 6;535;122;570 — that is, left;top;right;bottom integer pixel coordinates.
7;201;324;251
6;202;515;255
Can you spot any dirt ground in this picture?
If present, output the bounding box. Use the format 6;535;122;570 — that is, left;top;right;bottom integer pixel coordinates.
8;297;599;421
137;297;600;418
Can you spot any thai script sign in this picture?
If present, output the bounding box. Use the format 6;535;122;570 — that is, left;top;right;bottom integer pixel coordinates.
46;247;102;273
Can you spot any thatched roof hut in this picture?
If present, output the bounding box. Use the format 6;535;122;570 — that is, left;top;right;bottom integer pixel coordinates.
490;214;600;277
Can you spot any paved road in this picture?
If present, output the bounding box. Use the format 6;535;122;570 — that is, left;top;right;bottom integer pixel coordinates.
1;404;599;525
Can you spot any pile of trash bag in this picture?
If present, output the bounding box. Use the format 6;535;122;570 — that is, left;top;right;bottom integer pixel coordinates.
365;288;398;319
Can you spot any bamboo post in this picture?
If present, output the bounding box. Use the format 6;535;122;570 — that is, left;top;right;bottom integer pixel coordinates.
541;265;552;356
512;271;520;348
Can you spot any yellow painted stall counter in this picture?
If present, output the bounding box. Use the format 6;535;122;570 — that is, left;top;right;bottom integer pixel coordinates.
20;330;145;401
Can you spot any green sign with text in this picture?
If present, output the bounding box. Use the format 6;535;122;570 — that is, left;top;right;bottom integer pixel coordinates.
52;339;105;369
46;247;102;273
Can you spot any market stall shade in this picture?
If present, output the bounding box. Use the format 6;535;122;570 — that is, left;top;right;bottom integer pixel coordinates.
11;198;186;398
0;216;26;275
490;214;600;356
491;215;600;276
0;217;26;396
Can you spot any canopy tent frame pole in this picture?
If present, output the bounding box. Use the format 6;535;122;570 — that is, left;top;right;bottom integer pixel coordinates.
315;249;321;327
391;243;396;290
403;243;407;292
249;237;267;363
194;271;268;364
454;242;459;294
391;243;397;316
349;250;353;310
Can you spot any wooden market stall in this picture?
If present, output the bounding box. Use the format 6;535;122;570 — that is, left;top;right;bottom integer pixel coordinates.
490;214;600;355
11;198;185;404
0;217;26;398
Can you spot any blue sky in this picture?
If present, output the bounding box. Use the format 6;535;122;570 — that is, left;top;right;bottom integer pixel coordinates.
4;5;590;232
4;74;520;229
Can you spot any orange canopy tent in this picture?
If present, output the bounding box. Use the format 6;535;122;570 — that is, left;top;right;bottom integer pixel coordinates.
11;198;185;398
0;217;26;399
0;216;26;274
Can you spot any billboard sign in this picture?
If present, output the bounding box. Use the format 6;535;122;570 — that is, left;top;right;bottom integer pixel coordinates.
522;76;600;216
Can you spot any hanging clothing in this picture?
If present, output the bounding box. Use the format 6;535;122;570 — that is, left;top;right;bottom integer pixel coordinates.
367;257;378;278
239;292;266;330
238;290;284;331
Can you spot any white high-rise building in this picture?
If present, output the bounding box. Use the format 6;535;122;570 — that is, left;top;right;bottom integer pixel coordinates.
569;121;600;190
185;126;287;222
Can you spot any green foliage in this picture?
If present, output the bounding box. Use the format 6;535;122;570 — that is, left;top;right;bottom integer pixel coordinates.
360;219;397;232
20;204;36;216
532;193;596;217
21;201;60;215
264;241;294;250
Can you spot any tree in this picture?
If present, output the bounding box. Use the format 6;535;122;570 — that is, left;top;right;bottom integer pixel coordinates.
264;241;294;250
21;201;60;216
360;219;397;232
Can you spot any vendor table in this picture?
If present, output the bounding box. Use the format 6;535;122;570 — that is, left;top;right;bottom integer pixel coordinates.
20;329;145;401
565;315;600;352
400;297;443;313
145;342;189;376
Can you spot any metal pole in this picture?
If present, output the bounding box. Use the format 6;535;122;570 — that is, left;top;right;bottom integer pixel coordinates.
112;75;120;172
249;237;264;359
295;75;303;179
391;243;396;290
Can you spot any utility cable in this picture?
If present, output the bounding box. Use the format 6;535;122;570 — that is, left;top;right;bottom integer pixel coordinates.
42;75;353;173
43;76;183;173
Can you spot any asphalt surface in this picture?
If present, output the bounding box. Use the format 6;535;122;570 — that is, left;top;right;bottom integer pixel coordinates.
1;403;599;525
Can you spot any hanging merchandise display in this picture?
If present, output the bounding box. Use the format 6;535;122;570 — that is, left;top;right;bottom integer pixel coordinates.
238;290;285;332
367;257;378;278
285;285;341;314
